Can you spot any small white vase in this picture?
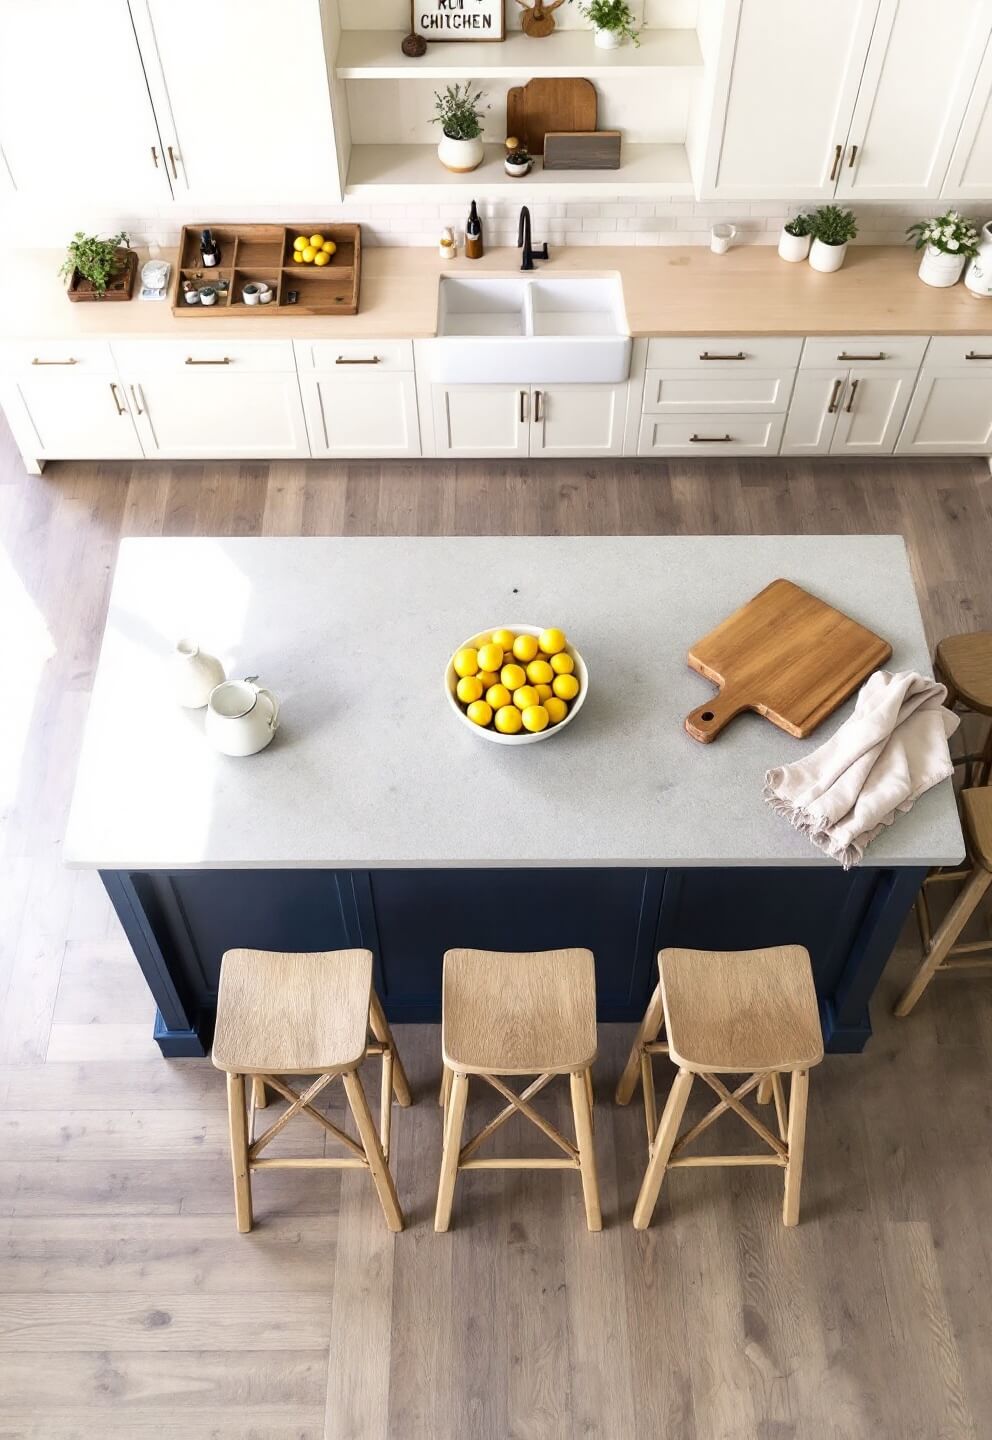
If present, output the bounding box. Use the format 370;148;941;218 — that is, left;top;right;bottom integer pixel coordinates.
778;228;811;263
171;638;225;709
917;245;966;288
594;27;624;48
964;221;992;298
809;238;847;273
437;133;484;174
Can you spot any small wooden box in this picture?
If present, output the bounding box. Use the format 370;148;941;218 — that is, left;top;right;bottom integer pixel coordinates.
171;223;362;317
542;131;622;171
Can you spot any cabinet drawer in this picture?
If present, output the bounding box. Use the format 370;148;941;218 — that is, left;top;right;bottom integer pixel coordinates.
801;336;928;370
637;413;785;456
925;336;992;368
646;337;801;370
294;339;413;371
0;340;117;374
112;339;297;373
643;368;795;414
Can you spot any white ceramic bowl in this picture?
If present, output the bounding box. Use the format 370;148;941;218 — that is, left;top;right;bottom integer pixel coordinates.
445;623;588;746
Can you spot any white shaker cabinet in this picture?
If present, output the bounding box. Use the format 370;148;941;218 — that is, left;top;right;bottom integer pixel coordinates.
828;369;918;454
301;373;420;459
4;373;143;460
530;384;626;458
896;340;992;454
124;372;310;460
779;372;848;456
432;386;530;459
944;27;992;196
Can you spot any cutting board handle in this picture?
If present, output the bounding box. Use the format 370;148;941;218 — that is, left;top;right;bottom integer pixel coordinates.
684;689;750;744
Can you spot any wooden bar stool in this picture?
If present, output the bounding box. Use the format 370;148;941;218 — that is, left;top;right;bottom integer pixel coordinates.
435;947;601;1233
617;946;823;1231
935;632;992;786
211;947;411;1233
895;788;992;1016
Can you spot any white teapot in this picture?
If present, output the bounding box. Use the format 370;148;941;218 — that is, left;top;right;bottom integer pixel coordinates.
206;677;280;757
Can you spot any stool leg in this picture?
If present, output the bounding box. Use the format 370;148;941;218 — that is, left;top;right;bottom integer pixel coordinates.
342;1069;404;1233
439;1063;452;1110
570;1069;602;1232
252;1077;269;1111
368;990;412;1107
632;1068;693;1231
783;1069;809;1227
435;1070;469;1233
894;867;992;1016
226;1072;253;1234
616;981;665;1106
756;1076;774;1106
979;722;992;787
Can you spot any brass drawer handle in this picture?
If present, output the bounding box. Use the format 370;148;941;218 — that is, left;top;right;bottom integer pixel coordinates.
965;351;992;360
699;351;747;361
690;433;733;443
830;143;842;181
32;356;77;365
185;356;231;365
535;389;543;422
845;378;859;413
837;351;887;361
109;382;126;416
335;355;381;365
151;145;160;169
519;389;527;424
167;145;179;180
827;378;844;414
848;143;859;167
130;384;144;416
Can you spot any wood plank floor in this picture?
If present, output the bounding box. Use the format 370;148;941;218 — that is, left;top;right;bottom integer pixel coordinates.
1;415;992;1439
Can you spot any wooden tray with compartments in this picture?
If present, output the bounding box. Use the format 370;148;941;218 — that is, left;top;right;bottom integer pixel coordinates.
171;223;361;317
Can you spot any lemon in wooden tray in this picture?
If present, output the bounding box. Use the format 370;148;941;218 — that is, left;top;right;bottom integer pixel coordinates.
445;625;588;745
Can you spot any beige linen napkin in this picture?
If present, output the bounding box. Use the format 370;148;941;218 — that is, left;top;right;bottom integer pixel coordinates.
763;670;959;869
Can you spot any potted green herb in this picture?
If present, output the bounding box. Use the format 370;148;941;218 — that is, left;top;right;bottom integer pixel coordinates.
59;230;136;302
907;210;980;288
778;212;813;264
504;137;533;177
432;82;488;173
809;206;858;273
575;0;640;47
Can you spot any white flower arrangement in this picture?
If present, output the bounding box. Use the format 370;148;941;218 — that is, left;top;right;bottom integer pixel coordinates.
906;210;980;257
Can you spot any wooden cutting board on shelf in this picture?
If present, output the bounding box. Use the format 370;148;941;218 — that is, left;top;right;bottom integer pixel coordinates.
506;78;597;156
684;578;891;743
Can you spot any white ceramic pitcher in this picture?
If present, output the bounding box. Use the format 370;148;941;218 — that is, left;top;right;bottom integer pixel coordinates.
172;638;225;708
206;677;280;757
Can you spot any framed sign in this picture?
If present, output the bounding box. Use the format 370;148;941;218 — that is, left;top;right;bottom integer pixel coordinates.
415;0;506;42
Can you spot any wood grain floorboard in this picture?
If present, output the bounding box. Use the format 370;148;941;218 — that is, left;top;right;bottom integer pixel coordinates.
1;418;991;1436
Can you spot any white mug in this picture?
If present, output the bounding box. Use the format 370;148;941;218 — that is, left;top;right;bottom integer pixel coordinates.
258;284;273;304
710;224;737;255
206;677;280;757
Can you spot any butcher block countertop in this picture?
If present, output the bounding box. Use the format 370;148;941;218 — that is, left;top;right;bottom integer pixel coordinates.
4;245;991;341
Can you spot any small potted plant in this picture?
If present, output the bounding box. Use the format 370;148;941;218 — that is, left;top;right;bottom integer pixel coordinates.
778;212;813;263
59;230;136;302
907;210;980;288
432;82;488;174
504;137;533;177
575;0;640;48
808;206;857;273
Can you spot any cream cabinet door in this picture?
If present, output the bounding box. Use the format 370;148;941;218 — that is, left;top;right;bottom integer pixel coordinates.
944;27;992;197
530;385;626;458
0;0;169;202
126;373;310;459
828;370;917;454
837;0;992;200
896;371;992;453
432;386;529;459
780;373;845;456
8;375;142;459
302;372;420;458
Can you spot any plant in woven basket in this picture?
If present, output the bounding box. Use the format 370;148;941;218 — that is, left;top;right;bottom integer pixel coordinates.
58;230;131;295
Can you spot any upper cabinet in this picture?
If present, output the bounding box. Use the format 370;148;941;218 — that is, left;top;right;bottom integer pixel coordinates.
944;25;992;196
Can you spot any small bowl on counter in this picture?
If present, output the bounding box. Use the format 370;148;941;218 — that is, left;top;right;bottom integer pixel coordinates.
444;623;588;746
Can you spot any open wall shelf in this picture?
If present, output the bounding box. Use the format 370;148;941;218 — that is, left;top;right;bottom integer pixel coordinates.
336;28;702;79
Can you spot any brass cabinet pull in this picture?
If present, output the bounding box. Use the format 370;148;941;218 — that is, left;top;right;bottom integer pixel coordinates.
150;145;160;169
185;356;231;365
519;389;527;423
827;378;844;414
848;143;859;167
830;143;842;181
32;356;76;366
335;355;380;365
965;351;992;360
690;433;733;443
167;145;179;179
109;382;126;417
845;378;860;413
130;384;144;416
837;351;886;361
699;351;747;361
535;389;543;422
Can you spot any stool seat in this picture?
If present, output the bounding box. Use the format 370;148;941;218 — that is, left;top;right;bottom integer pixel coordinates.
963;788;992;872
212;948;372;1075
935;632;992;715
660;946;824;1074
442;947;597;1076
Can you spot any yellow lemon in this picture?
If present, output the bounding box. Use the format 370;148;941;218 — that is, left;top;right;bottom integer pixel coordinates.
466;700;492;728
526;659;553;686
453;647;479;679
309;233;325;248
553;673;580;701
491;628;515;650
550;652;574;675
314;250;331;266
477;642;503;673
535;683;553;702
293;252;304;262
513;685;540;711
494;704;523;735
545;696;568;724
539;627;566;656
521;704;549;733
456;675;483;704
501;663;527;692
479;670;500;689
322;239;337;255
512;633;539;664
486;683;512;710
293;235;308;252
301;245;317;263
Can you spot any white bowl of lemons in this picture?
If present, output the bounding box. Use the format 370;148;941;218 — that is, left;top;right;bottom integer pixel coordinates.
445;625;587;745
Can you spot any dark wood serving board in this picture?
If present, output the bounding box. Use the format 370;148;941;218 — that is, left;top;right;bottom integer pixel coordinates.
543;130;621;170
506;78;597;155
684;578;891;743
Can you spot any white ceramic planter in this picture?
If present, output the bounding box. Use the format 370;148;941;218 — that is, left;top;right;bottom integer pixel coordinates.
778;228;811;263
594;27;624;48
171;638;225;709
964;221;992;298
437;133;484;174
809;238;848;273
917;246;966;288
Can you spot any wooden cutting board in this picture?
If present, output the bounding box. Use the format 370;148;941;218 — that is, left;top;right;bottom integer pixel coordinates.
684;578;891;743
506;78;597;156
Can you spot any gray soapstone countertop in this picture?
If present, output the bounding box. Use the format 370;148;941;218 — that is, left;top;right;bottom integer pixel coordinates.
63;535;964;870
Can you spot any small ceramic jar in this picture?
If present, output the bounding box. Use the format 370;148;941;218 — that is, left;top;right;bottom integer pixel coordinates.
199;286;217;306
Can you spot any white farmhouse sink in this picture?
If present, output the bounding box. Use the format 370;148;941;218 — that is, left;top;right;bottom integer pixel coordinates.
433;275;631;384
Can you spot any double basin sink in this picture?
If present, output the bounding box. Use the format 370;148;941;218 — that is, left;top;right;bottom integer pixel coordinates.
433;275;631;385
